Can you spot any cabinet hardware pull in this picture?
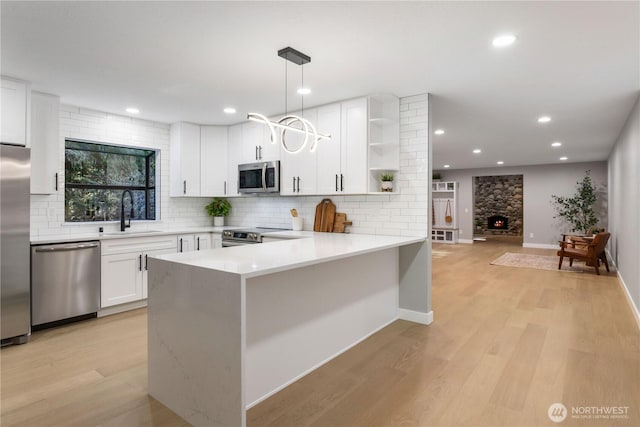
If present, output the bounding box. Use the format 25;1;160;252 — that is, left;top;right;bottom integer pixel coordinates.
255;146;259;160
292;176;296;192
340;174;344;191
224;181;227;195
145;254;148;270
183;180;186;195
55;172;58;191
179;238;183;252
139;254;143;271
297;176;300;193
259;146;262;160
197;237;200;251
335;174;338;192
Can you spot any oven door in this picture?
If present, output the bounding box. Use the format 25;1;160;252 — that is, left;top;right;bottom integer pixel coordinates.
238;161;280;193
221;240;260;247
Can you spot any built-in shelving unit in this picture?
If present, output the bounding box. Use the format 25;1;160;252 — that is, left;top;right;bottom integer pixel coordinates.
367;94;399;193
431;181;458;244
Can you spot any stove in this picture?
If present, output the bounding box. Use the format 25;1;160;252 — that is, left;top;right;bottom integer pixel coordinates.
221;227;288;247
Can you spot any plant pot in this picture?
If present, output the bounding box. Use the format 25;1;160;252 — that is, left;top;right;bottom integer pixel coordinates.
213;216;224;227
381;181;393;192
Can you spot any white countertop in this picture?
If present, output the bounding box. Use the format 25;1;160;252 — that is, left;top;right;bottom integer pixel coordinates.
30;226;232;245
153;232;426;278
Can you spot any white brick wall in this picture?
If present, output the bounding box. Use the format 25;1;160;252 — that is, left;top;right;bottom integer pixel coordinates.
31;93;428;238
30;105;210;237
226;94;429;237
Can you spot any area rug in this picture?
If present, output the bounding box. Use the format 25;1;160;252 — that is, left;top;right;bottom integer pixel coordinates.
491;252;585;273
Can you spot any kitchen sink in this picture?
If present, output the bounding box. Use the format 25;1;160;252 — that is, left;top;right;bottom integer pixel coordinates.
102;230;164;236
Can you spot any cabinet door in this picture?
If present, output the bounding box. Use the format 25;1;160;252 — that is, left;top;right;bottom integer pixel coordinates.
226;124;243;196
316;103;342;195
177;234;195;253
141;247;178;299
170;122;201;197
201;126;228;196
341;98;368;194
30;92;60;194
241;121;263;163
195;233;212;251
1;78;29;146
101;252;143;308
212;233;222;249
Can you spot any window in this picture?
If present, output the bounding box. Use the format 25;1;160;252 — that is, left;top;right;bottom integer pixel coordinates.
65;139;157;222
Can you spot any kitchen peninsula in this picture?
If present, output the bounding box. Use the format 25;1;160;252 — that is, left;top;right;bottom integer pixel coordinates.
147;232;430;427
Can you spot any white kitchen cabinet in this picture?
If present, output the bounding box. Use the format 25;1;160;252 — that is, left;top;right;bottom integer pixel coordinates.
241;120;279;163
226;124;243;197
170;122;201;197
177;233;212;252
1;77;30;146
101;236;177;308
340;97;368;194
30;91;60;194
212;233;222;249
280;108;318;195
316;103;343;194
201;126;228;197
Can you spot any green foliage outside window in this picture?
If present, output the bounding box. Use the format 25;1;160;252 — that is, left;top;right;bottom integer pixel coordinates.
64;140;157;222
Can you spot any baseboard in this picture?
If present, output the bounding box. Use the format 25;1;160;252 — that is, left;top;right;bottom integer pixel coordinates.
458;239;474;244
98;299;147;317
606;250;640;331
398;309;433;325
246;316;399;409
523;243;558;249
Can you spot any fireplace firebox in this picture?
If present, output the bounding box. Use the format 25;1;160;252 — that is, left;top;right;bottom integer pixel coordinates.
488;215;508;230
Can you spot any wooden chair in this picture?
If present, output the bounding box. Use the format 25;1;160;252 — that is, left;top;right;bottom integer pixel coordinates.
557;232;610;275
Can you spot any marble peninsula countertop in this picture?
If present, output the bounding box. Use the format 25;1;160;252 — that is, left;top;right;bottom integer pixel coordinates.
153;232;426;278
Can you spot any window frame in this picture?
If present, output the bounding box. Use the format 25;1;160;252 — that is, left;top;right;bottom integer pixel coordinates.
64;138;159;223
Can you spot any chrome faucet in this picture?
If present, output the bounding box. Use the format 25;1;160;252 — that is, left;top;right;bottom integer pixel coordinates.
120;190;134;232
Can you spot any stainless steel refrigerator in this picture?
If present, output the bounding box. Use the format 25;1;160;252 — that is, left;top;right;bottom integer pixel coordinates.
1;144;30;344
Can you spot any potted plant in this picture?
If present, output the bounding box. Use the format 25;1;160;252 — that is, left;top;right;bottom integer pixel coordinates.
433;172;441;182
381;172;394;192
205;197;231;227
551;170;598;234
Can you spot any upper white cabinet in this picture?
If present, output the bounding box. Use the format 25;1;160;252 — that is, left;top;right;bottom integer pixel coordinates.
171;122;228;197
280;108;318;195
339;97;368;194
201;126;228;197
226;124;243;197
315;103;343;194
170;122;201;197
30;92;60;194
1;77;30;146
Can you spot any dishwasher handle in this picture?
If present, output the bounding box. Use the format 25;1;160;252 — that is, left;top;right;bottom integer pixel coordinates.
34;242;99;252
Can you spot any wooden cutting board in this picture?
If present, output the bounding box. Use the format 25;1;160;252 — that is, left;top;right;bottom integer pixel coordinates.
314;199;336;232
332;212;353;233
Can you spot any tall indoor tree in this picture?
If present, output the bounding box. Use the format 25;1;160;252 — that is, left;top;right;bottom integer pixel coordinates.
551;170;599;234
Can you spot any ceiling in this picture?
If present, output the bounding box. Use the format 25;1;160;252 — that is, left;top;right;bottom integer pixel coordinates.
2;1;638;170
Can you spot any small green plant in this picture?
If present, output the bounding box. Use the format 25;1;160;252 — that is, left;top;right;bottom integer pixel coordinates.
205;197;231;217
551;170;598;234
381;173;394;182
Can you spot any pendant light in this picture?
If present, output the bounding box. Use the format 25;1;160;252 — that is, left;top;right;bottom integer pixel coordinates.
247;47;330;154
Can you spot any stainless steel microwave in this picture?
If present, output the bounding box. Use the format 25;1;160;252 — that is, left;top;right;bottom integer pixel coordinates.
238;161;280;194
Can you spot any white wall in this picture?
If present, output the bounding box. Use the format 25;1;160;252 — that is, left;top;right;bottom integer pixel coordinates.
30;105;211;238
226;94;429;238
440;161;608;246
608;94;640;320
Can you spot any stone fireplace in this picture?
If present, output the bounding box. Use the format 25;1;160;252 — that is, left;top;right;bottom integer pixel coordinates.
474;175;523;236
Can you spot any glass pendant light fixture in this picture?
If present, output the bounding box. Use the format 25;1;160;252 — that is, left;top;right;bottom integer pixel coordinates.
248;47;330;154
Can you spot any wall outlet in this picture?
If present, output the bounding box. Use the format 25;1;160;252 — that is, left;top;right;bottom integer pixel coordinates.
529;233;534;238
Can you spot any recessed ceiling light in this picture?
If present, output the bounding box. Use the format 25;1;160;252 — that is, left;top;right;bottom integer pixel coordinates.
223;107;236;114
125;107;139;114
434;129;445;135
559;156;568;161
492;34;516;48
297;88;311;95
473;149;482;154
443;164;450;168
497;161;504;165
551;141;562;147
538;116;551;123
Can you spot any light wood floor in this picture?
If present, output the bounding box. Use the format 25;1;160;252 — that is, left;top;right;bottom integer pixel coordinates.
1;240;638;426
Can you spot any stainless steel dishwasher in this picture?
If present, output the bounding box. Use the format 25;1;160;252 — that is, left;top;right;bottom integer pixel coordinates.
31;241;101;329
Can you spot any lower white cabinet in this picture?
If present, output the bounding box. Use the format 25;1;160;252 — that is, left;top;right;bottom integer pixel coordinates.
177;233;213;252
101;236;177;308
212;233;222;249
